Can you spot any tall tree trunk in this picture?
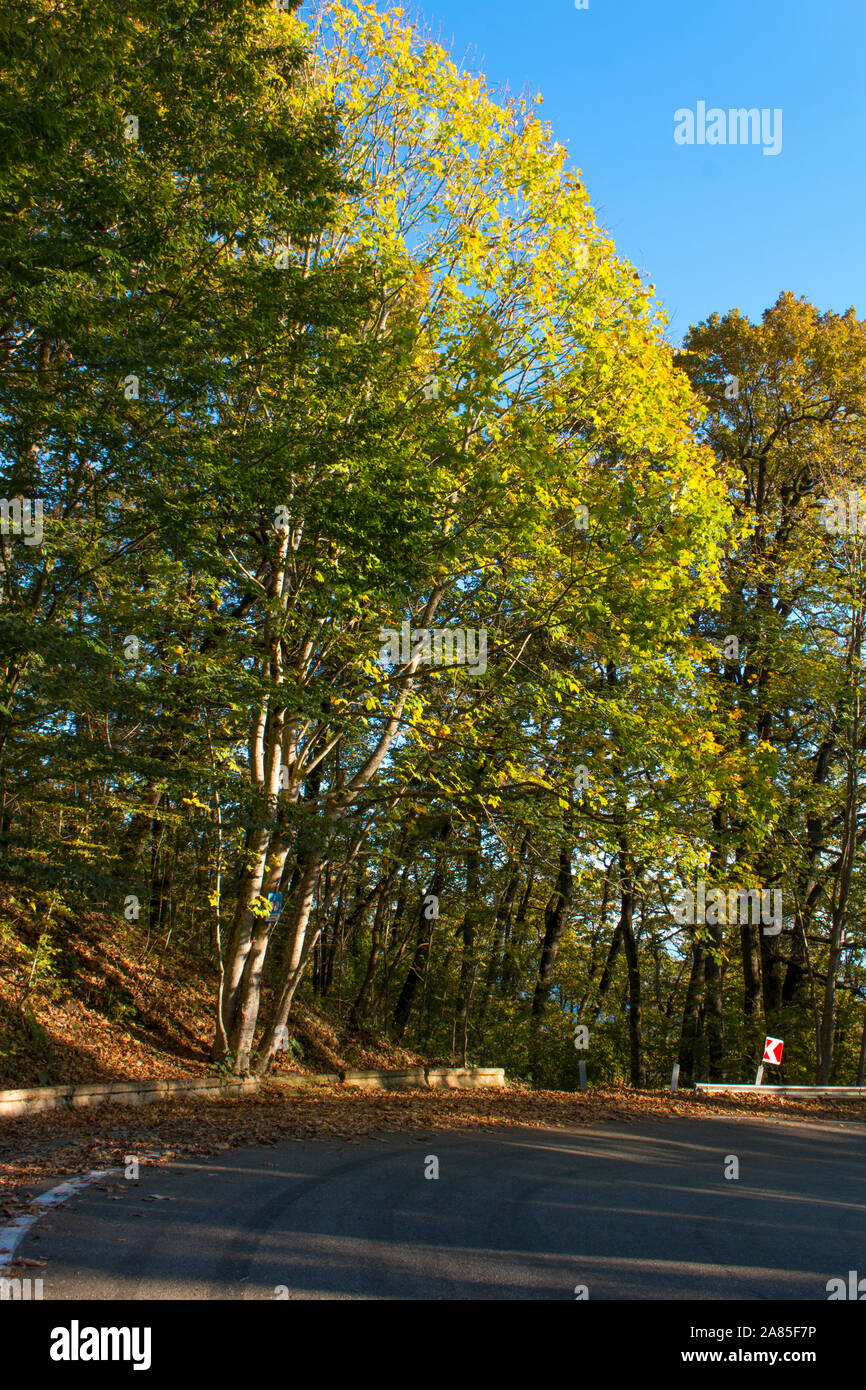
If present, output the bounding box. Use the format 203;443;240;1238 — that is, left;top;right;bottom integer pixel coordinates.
782;736;835;1006
678;939;705;1084
740;916;761;1018
760;922;786;1019
579;875;612;1014
392;821;451;1042
817;904;848;1084
704;917;725;1081
476;829;528;1039
349;866;401;1031
453;827;481;1064
857;1014;866;1087
818;658;861;1083
213;808;281;1058
593;911;623;1021
500;863;535;996
246;847;325;1072
531;844;573;1018
322;871;350;998
619;866;643;1088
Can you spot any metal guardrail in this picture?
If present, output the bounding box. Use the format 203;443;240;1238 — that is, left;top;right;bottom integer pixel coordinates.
695;1083;866;1097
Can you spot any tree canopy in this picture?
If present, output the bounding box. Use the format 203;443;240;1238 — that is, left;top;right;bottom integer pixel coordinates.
2;0;864;1089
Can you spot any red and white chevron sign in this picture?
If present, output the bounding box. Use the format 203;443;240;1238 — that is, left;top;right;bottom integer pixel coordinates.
762;1036;784;1066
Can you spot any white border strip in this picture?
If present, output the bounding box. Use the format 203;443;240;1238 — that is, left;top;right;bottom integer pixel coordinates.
0;1170;115;1273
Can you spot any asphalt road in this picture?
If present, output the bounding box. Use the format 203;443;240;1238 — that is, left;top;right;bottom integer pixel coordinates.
16;1114;866;1299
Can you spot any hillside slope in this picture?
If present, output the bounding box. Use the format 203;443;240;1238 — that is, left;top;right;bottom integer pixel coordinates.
0;886;427;1088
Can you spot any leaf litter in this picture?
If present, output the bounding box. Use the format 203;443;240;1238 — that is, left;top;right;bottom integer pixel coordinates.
1;1083;863;1200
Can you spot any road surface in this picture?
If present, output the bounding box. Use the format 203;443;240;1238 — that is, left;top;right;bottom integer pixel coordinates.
15;1114;866;1299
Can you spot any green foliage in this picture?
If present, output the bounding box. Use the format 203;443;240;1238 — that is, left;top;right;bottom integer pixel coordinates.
25;931;63;1003
0;3;864;1093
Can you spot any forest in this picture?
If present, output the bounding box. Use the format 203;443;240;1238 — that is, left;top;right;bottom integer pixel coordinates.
3;0;866;1092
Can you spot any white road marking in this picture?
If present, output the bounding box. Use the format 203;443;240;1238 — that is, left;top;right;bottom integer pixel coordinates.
0;1170;116;1272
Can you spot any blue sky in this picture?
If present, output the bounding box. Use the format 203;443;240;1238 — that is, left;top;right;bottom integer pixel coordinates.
387;0;865;346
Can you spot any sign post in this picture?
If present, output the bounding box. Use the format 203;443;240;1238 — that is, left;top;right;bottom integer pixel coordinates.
757;1036;784;1086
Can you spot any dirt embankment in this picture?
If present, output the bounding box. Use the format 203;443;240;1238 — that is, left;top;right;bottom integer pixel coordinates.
0;887;426;1088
